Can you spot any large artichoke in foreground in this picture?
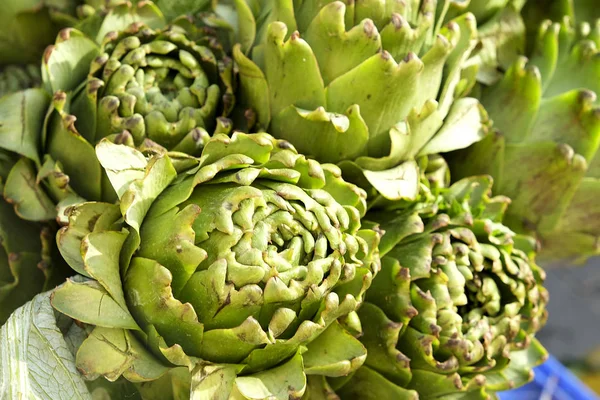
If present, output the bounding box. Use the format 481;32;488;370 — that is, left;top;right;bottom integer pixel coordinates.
448;12;600;262
0;1;235;226
327;175;548;399
51;132;380;399
231;0;488;202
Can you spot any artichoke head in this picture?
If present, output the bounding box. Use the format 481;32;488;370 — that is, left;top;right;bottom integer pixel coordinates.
326;175;548;399
448;12;600;262
0;1;236;224
51;132;381;399
232;0;489;202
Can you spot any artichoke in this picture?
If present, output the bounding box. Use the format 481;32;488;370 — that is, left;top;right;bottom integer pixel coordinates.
51;132;381;399
231;0;489;202
325;175;548;399
448;9;600;261
0;1;235;225
0;64;41;98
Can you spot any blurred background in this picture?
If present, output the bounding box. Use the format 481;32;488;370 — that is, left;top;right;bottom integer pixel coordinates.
538;262;600;394
501;261;600;399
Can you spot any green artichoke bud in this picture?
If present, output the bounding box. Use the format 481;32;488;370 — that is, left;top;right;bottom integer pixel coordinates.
231;0;489;202
326;175;548;399
0;64;41;98
51;132;381;399
0;1;236;224
0;150;68;324
448;13;600;261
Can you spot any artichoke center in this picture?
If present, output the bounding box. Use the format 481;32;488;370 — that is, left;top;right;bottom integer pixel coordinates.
92;28;221;148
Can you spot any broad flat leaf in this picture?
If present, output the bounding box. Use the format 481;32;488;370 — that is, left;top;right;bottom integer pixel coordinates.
0;291;91;399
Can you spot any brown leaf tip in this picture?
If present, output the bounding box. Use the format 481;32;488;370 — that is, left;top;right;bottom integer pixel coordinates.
363;19;376;38
391;13;403;30
59;28;73;41
43;45;55;65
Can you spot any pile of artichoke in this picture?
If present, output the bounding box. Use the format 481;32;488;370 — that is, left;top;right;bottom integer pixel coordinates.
5;0;598;398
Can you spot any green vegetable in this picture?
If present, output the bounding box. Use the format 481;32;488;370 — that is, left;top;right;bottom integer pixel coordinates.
330;174;548;399
51;132;380;399
0;1;235;224
231;0;489;202
448;10;600;261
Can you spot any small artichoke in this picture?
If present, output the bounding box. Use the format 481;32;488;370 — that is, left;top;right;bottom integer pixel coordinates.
232;0;489;202
51;132;381;399
448;10;600;261
325;175;548;399
0;1;235;224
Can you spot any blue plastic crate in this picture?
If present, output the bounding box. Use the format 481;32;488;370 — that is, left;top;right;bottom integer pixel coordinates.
499;356;599;400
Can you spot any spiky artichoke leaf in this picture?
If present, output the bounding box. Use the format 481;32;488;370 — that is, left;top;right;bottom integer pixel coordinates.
336;97;487;203
231;0;489;201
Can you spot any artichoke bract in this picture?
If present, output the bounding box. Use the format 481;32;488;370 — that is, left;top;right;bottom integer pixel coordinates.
0;1;236;224
51;132;381;399
448;12;600;262
326;176;548;399
0;150;67;324
232;0;489;202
